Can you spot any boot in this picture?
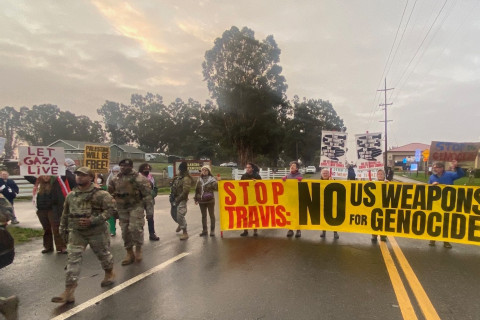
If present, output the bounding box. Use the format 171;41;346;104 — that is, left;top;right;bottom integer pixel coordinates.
51;283;77;304
0;295;19;320
180;230;189;240
135;246;143;262
320;231;326;238
100;268;115;287
175;225;181;233
121;248;135;266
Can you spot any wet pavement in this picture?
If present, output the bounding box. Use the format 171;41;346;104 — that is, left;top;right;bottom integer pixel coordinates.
2;178;480;319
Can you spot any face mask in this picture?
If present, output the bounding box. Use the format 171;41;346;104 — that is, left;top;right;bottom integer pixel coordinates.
67;165;77;173
96;178;103;184
143;171;150;176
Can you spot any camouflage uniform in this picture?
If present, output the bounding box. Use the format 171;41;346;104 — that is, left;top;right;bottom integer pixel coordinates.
60;183;116;286
171;172;192;230
0;194;14;225
108;170;153;249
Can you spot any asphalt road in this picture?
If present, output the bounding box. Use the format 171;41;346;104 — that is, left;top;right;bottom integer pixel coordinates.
2;177;480;320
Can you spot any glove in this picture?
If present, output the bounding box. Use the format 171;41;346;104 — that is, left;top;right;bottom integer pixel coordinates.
282;176;287;182
297;176;303;182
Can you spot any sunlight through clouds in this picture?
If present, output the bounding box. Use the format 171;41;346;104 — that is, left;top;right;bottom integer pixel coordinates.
92;0;167;54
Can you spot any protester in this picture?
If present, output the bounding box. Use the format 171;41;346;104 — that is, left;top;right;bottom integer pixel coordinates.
347;164;356;180
371;169;387;242
171;162;193;240
240;163;261;237
0;171;19;224
51;167;116;304
0;195;18;319
138;163;160;241
108;159;153;264
283;161;303;238
319;168;339;239
24;175;67;254
62;158;78;190
106;166;120;236
194;166;219;237
428;160;464;249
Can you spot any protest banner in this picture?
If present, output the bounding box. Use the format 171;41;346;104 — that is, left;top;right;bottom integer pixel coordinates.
320;131;348;179
355;132;383;179
219;179;480;246
174;160;212;177
430;141;480;168
18;146;65;176
84;144;110;174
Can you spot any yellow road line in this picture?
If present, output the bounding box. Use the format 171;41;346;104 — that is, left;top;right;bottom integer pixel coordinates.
388;237;441;320
379;240;418;320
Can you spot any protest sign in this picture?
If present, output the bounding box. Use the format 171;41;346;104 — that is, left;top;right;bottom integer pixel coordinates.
18;146;65;176
320;131;348;179
430;141;480;168
84;145;110;173
174;160;212;177
219;179;480;246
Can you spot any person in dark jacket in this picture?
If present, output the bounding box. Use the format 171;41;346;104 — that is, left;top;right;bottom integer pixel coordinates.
240;163;261;237
25;175;67;254
347;164;356;180
62;158;78;191
0;171;19;224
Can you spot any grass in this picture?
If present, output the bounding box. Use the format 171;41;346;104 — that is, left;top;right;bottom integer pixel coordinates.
398;171;480;186
6;226;44;244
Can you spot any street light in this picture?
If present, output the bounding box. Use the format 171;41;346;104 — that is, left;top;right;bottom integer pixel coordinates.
296;129;304;162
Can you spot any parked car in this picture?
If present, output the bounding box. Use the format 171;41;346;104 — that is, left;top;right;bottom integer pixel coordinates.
220;162;237;167
306;166;316;174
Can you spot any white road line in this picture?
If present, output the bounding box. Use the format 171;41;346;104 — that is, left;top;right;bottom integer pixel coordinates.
51;252;190;320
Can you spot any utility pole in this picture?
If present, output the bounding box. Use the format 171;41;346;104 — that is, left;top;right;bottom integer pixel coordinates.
378;78;393;173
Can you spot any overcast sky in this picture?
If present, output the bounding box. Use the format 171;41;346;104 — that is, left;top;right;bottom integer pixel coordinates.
1;0;479;161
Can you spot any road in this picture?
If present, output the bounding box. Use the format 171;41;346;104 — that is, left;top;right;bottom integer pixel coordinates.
1;176;480;319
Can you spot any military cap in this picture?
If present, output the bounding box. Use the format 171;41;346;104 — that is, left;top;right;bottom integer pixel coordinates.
74;166;94;177
119;159;133;166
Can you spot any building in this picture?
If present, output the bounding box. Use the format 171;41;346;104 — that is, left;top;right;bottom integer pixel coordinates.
387;142;430;171
48;140;146;164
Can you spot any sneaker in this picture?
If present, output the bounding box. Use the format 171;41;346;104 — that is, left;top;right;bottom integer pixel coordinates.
199;231;208;237
371;235;378;242
429;240;436;246
149;234;160;241
286;230;294;237
320;231;326;238
295;230;301;238
443;242;452;249
240;231;248;237
253;231;258;237
41;248;53;254
210;232;215;237
380;236;387;242
11;219;19;224
333;232;339;239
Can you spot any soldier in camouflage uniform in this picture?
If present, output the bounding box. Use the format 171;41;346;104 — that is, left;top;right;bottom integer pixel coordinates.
51;167;116;304
108;159;153;265
171;161;192;240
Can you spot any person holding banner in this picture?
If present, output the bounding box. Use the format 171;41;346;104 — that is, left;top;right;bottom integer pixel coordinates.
108;159;154;265
284;161;303;238
194;166;219;237
319;168;339;240
25;175;68;254
240;163;261;237
138;163;160;241
371;169;387;242
428;160;464;249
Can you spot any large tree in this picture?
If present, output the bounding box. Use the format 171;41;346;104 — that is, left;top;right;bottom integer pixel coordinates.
17;104;105;145
284;96;345;165
0;107;21;158
202;26;288;166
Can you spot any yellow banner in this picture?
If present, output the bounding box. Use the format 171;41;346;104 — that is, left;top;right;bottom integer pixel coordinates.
219;180;480;246
84;144;110;174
